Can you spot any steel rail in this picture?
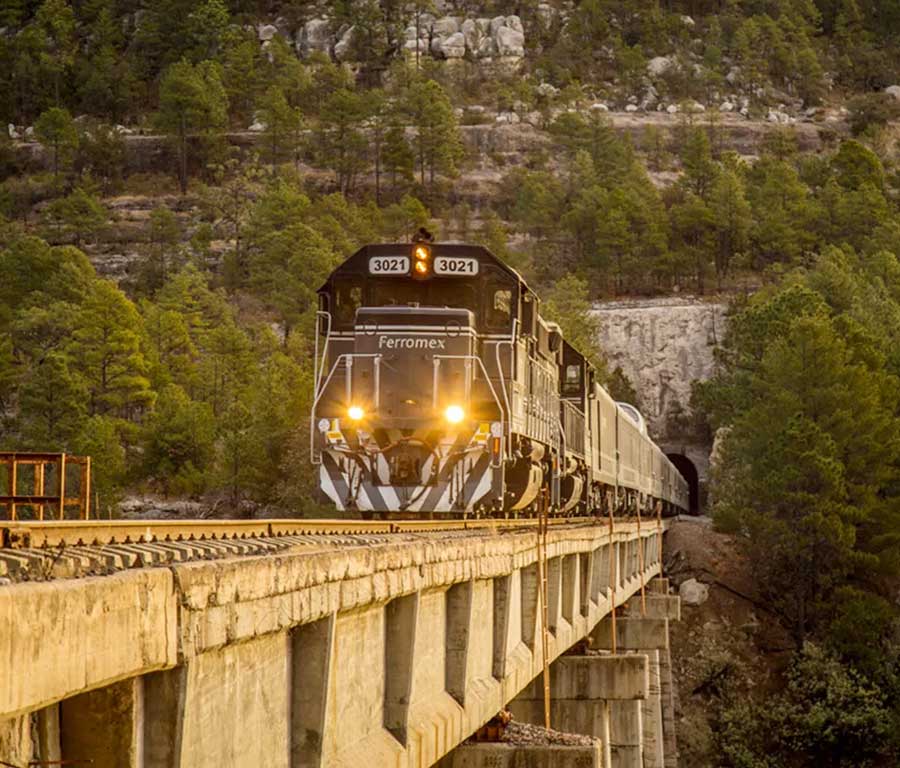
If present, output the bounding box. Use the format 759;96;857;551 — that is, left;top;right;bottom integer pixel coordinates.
0;516;670;550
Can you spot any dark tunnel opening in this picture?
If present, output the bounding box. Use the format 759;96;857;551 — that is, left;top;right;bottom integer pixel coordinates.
667;453;700;515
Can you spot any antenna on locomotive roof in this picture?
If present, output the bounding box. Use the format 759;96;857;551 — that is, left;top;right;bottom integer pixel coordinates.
412;227;434;243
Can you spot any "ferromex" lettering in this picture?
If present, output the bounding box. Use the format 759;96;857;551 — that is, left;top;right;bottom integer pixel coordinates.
377;336;447;350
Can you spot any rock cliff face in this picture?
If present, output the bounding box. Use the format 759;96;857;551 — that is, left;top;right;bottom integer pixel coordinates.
592;297;727;481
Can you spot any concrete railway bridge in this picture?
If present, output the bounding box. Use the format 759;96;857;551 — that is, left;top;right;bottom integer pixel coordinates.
0;518;681;768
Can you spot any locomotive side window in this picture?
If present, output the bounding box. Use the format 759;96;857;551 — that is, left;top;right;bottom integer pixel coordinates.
563;364;581;395
487;288;512;330
334;280;362;325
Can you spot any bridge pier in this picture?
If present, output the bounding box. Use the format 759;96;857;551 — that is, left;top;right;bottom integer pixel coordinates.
436;741;606;767
508;652;650;768
624;591;680;767
592;592;680;768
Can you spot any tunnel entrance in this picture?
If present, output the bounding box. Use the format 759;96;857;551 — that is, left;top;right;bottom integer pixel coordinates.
667;453;700;515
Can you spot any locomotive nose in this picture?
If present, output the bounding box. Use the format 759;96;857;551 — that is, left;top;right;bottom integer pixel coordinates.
350;306;476;427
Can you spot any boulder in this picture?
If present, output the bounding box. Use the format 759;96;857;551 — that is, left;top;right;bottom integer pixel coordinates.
439;31;467;58
666;104;679;114
496;111;520;124
679;578;709;606
404;38;428;55
494;25;524;57
506;15;524;33
298;18;331;57
461;18;479;50
8;123;18;140
476;18;491;35
536;3;555;26
257;24;278;42
885;85;900;101
476;36;495;58
404;25;419;40
248;120;266;132
490;15;506;36
333;26;356;61
536;82;558;98
720;100;734;112
625;103;638;112
24;126;34;138
590;102;609;112
647;55;673;77
681;14;695;26
432;16;458;37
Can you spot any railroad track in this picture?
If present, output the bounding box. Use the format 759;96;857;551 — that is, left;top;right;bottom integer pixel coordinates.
0;516;655;550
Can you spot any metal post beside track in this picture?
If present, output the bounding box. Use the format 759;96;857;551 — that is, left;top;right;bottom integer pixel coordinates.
538;487;551;729
637;495;646;617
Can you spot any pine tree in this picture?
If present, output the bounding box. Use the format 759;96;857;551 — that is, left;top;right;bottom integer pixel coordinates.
34;106;78;180
257;86;303;175
41;187;107;246
404;78;463;186
313;88;368;194
68;279;155;417
156;59;229;195
141;383;215;495
18;352;87;446
709;166;752;285
543;274;607;375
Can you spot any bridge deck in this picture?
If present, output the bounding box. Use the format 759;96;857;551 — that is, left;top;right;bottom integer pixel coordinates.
1;519;669;768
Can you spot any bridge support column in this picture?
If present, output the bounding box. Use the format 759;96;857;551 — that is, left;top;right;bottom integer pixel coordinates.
143;633;290;768
593;615;672;768
0;703;65;765
508;653;650;768
59;678;143;768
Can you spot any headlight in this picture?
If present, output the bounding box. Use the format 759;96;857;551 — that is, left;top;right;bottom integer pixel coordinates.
445;404;465;424
347;405;365;421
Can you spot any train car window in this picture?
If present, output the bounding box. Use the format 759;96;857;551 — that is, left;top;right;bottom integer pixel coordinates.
334;281;362;325
563;364;581;395
487;288;512;330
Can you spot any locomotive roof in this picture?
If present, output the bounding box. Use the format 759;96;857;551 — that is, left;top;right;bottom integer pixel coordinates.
318;242;533;294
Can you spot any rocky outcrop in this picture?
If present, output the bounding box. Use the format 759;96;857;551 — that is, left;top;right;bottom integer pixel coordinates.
293;12;526;64
593;297;727;483
593;297;725;438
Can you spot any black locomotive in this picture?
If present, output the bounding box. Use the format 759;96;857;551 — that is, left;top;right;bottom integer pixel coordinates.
311;243;689;518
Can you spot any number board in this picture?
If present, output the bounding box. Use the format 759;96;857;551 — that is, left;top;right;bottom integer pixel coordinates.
434;256;479;276
369;256;410;275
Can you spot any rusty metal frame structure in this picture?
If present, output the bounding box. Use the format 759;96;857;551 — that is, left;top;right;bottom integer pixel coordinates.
0;453;91;521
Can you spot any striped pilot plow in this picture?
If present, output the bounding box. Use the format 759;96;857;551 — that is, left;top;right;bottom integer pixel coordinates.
318;423;498;514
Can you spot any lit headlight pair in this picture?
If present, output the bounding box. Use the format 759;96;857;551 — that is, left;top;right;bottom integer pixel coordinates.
342;404;465;424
